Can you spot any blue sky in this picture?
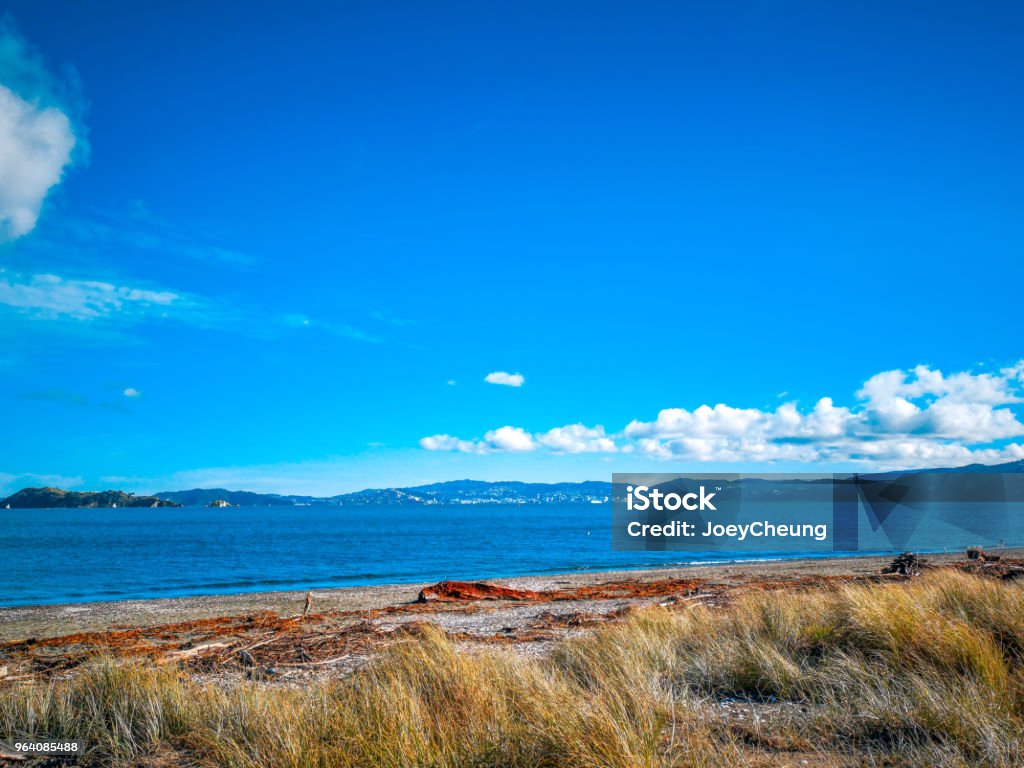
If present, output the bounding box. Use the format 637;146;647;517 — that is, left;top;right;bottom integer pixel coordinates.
1;1;1023;495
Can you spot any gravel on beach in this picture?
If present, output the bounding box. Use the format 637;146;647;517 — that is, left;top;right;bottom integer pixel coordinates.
4;550;1017;644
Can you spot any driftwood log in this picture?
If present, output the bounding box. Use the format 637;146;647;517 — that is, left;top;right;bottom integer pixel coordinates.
882;552;927;577
159;641;234;664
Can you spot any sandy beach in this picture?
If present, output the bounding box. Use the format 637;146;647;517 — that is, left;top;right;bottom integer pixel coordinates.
0;551;956;642
3;550;1021;688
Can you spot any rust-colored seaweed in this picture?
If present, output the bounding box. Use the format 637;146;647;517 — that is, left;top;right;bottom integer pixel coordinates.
1;560;1012;685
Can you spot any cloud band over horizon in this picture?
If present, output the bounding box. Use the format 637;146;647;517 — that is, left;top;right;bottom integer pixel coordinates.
421;362;1024;470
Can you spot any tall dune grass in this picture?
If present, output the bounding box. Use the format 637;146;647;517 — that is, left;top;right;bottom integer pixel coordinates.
2;571;1022;767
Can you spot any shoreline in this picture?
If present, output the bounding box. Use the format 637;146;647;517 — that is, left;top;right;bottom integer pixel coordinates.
4;548;1020;644
0;545;1004;610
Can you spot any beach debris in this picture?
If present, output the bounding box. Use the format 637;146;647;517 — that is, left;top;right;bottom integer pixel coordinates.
882;552;926;577
417;580;542;603
967;547;1002;563
302;591;314;617
15;564;1024;686
0;743;27;761
966;547;1001;562
160;640;234;664
237;649;255;667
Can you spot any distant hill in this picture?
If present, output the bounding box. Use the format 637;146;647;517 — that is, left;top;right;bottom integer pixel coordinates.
911;459;1024;475
328;479;612;506
155;480;612;507
155;488;303;507
1;487;180;508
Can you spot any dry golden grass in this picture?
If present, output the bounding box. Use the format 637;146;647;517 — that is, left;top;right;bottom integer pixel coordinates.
2;570;1023;767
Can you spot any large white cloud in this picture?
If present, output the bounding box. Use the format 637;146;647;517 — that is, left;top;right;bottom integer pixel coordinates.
0;85;75;240
0;22;79;242
420;362;1024;469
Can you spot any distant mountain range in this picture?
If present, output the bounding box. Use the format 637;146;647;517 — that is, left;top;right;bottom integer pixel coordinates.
3;460;1023;508
154;480;614;507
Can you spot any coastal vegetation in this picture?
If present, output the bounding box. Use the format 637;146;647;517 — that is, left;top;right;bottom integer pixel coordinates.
2;570;1022;766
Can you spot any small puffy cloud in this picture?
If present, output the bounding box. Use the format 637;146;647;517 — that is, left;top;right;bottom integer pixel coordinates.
484;426;535;452
123;387;141;398
0;22;81;241
537;424;616;454
420;361;1024;470
420;426;536;454
1002;361;1024;383
485;371;524;387
625;404;765;439
419;434;481;453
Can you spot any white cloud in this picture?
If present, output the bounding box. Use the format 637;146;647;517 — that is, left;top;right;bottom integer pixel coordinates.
537;424;617;454
485;426;535;452
419;434;482;453
485;371;524;387
0;270;184;321
123;387;141;398
0;85;75;240
0;21;81;242
420;426;536;454
859;365;1020;408
625;404;766;439
421;361;1024;470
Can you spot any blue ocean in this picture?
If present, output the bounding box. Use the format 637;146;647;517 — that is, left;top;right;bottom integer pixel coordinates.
1;502;1021;607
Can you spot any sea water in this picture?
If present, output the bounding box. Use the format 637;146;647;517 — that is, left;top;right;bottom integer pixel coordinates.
0;502;1020;607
